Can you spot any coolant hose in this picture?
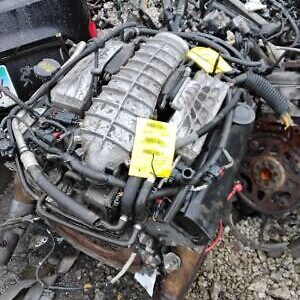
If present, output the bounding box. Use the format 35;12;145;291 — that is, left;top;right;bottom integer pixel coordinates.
26;134;126;189
99;215;128;231
191;108;234;185
37;199;141;247
11;118;100;225
121;176;143;217
135;179;155;222
163;185;190;223
27;165;100;225
235;72;290;118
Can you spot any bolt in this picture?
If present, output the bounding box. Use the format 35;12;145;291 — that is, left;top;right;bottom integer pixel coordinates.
0;238;8;248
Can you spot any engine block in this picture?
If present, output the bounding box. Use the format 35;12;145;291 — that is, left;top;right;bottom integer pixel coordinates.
81;32;188;172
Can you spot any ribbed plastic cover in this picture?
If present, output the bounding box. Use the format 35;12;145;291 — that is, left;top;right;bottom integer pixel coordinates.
81;32;188;172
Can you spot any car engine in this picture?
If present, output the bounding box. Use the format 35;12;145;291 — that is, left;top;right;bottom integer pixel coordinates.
0;0;299;299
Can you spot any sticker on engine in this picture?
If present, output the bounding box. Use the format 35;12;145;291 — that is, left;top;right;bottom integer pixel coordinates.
0;65;18;108
129;118;176;179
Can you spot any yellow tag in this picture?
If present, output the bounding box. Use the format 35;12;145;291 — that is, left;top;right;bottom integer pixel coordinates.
129;118;176;178
187;47;232;74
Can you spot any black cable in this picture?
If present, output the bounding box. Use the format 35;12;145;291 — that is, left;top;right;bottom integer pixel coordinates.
26;133;126;188
269;0;300;47
191;105;234;185
0;86;35;114
39;119;67;133
35;222;82;291
135;28;262;67
224;202;289;252
26;22;137;108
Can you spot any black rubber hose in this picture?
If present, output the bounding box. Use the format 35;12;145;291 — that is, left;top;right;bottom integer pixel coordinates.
234;72;289;117
65;154;126;188
225;207;288;252
26;22;137;107
163;185;190;223
0;86;32;112
27;134;126;188
176;89;242;149
135;28;262;67
191;108;234;185
27;165;100;225
121;176;143;217
99;217;128;231
135;180;155;222
148;187;180;201
37;199;141;247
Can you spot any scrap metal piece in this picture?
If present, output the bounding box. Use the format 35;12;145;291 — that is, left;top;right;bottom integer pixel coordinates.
240;118;300;214
51;224;143;271
0;279;36;300
0;176;34;266
160;246;206;300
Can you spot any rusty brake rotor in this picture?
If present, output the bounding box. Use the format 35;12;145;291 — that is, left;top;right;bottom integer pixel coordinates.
240;118;300;215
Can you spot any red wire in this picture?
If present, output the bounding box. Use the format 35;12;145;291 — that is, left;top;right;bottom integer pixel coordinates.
205;220;224;254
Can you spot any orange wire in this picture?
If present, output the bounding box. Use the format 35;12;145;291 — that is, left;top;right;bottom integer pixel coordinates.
205;220;224;254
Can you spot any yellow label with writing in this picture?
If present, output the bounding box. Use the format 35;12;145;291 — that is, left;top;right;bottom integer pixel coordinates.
187;47;232;74
129;118;176;178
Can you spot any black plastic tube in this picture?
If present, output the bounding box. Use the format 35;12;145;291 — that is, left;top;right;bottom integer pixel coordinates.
134;180;155;222
37;199;141;247
26;22;137;107
121;176;143;217
27;134;126;188
27;165;100;225
191;109;234;185
234;72;289;117
99;217;128;231
176;89;242;149
148;186;180;201
163;185;190;223
0;86;31;111
135;28;262;67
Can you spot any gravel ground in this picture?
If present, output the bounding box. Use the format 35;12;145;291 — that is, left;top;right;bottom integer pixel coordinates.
188;216;300;300
0;168;299;300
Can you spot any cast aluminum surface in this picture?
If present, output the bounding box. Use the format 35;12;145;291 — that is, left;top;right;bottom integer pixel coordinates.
81;32;188;172
170;71;229;164
51;41;124;113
